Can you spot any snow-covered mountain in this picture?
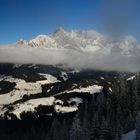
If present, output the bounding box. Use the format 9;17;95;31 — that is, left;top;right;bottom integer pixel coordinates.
17;27;140;56
21;27;104;52
0;63;134;120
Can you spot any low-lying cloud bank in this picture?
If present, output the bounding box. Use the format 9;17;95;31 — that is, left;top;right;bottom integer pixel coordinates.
0;44;140;72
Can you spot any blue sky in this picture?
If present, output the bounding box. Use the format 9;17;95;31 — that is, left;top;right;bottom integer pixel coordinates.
0;0;140;44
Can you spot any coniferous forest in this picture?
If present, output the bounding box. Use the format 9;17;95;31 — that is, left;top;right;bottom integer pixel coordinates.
0;72;140;140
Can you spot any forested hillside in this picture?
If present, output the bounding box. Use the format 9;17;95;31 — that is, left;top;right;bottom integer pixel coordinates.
0;72;140;140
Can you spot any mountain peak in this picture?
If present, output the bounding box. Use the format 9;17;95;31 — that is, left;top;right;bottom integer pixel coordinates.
53;27;66;35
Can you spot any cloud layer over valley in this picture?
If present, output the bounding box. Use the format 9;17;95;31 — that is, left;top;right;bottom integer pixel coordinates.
0;29;140;72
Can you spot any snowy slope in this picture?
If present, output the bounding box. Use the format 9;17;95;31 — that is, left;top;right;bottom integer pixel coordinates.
66;85;102;94
127;75;136;81
7;96;79;119
11;97;55;119
122;130;136;140
0;74;59;105
55;85;103;96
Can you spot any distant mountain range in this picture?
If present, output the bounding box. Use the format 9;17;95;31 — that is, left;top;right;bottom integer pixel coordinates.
17;27;140;56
